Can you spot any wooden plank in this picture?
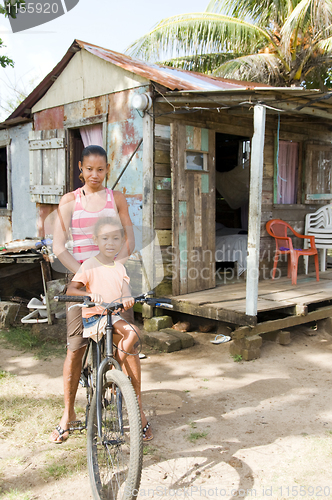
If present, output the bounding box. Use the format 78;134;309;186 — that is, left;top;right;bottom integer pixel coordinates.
155;139;170;151
155;150;170;164
194;173;202;247
179;200;188;295
29;137;65;150
155;163;171;177
155;177;171;190
155;124;170;139
246;105;266;316
232;305;332;339
154;216;171;229
170;121;180;295
212;297;294;313
193;127;201;150
30;185;64;195
154;204;171;216
186;126;194;149
154;191;171;204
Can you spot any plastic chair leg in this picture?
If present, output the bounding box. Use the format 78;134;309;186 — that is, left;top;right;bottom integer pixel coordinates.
290;252;299;285
272;252;279;280
303;255;309;274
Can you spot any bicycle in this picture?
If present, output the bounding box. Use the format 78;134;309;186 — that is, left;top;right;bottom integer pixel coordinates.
54;293;172;500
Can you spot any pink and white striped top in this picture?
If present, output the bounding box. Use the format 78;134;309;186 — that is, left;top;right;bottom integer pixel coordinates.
71;188;118;263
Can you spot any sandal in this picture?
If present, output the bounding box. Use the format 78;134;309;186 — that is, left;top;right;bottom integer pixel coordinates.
210;334;231;344
50;424;69;444
142;422;153;442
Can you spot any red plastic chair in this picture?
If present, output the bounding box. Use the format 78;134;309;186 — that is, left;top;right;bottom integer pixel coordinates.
266;219;319;285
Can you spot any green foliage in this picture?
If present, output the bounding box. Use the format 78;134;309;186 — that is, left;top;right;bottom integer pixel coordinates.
187;430;208;442
128;0;332;89
0;327;65;359
0;1;26;69
231;354;243;362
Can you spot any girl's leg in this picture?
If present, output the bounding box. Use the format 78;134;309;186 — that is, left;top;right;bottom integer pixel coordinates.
113;321;153;441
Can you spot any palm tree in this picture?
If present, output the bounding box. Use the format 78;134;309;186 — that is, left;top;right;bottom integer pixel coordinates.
128;0;332;89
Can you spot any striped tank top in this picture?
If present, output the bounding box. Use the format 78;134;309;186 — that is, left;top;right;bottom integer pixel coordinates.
71;188;118;263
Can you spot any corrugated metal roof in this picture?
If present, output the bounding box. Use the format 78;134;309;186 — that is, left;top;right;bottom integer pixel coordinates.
76;39;269;91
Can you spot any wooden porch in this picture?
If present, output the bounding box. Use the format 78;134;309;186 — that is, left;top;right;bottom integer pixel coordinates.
170;270;332;337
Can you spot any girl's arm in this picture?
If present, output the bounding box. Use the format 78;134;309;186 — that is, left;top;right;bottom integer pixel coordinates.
53;192;81;274
66;280;103;304
122;280;134;310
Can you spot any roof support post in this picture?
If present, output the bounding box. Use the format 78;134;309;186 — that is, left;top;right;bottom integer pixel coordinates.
142;110;154;293
246;104;266;317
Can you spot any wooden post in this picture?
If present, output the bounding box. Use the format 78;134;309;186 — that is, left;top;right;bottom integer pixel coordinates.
40;259;54;325
246;105;266;317
142;108;155;298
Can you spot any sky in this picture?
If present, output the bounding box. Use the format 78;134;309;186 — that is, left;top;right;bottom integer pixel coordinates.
0;0;208;120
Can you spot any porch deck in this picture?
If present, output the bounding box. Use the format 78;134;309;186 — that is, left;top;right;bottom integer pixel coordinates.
170;271;332;335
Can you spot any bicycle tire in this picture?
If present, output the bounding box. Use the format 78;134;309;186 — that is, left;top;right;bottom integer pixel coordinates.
87;369;143;500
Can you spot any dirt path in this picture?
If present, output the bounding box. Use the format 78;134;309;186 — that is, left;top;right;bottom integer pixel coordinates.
1;324;332;500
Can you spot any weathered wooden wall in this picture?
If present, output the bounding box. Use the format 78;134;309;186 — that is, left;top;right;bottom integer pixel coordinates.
154;103;332;289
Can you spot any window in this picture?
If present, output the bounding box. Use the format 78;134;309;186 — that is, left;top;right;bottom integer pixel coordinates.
276;140;299;204
0;147;8;208
185;151;207;171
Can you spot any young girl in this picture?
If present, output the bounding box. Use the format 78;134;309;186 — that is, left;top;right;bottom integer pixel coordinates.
67;217;138;369
51;145;152;442
66;217;152;441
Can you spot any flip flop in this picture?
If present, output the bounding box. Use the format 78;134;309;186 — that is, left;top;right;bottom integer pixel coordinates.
210;334;231;344
50;424;69;444
143;422;153;442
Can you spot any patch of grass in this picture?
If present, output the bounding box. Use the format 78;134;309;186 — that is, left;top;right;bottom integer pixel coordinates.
43;446;86;480
203;378;209;382
187;430;208;443
143;445;158;456
231;354;243;362
0;370;14;380
0;327;65;359
0;488;33;500
183;389;190;393
188;421;197;429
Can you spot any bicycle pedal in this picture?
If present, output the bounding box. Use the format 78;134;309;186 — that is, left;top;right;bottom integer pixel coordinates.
79;375;88;388
68;420;86;432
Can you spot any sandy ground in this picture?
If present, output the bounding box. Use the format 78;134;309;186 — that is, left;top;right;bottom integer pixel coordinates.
1;323;332;500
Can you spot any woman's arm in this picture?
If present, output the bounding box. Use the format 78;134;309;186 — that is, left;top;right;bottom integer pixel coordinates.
113;191;135;263
53;192;81;274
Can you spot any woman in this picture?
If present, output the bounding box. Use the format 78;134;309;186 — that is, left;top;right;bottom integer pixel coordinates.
50;144;153;443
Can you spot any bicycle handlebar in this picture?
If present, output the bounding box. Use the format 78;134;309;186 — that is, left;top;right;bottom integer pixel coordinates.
54;293;173;310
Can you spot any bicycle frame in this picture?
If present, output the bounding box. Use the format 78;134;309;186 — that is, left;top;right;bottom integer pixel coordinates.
95;310;121;438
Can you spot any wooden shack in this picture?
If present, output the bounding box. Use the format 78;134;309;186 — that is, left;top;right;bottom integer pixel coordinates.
2;39;332;355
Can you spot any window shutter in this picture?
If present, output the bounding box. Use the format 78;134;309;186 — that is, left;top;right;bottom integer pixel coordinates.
29;129;66;204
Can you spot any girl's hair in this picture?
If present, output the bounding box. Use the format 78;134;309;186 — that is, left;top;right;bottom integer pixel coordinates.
93;217;124;238
79;145;109;184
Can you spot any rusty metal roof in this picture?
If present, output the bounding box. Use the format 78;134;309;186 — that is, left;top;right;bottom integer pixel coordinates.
2;39;273;126
75;39;270;92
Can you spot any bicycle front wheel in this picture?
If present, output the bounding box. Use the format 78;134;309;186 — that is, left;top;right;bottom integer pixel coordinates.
87;369;143;500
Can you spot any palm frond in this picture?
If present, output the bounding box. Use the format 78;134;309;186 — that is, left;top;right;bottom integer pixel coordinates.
159;52;244;73
212;53;285;85
127;13;271;62
282;0;332;42
317;35;332;51
206;0;296;26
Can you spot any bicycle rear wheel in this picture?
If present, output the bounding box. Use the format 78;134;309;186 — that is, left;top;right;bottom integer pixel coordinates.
87;369;143;500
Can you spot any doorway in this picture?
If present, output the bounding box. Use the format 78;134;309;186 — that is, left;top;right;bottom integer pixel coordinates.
68;128;84;191
215;132;250;281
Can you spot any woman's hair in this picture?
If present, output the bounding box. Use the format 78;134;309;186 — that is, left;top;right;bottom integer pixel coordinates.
79;145;108;184
93;217;124;238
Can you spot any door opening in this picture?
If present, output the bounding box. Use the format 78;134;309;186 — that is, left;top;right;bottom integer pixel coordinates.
215;132;250;282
